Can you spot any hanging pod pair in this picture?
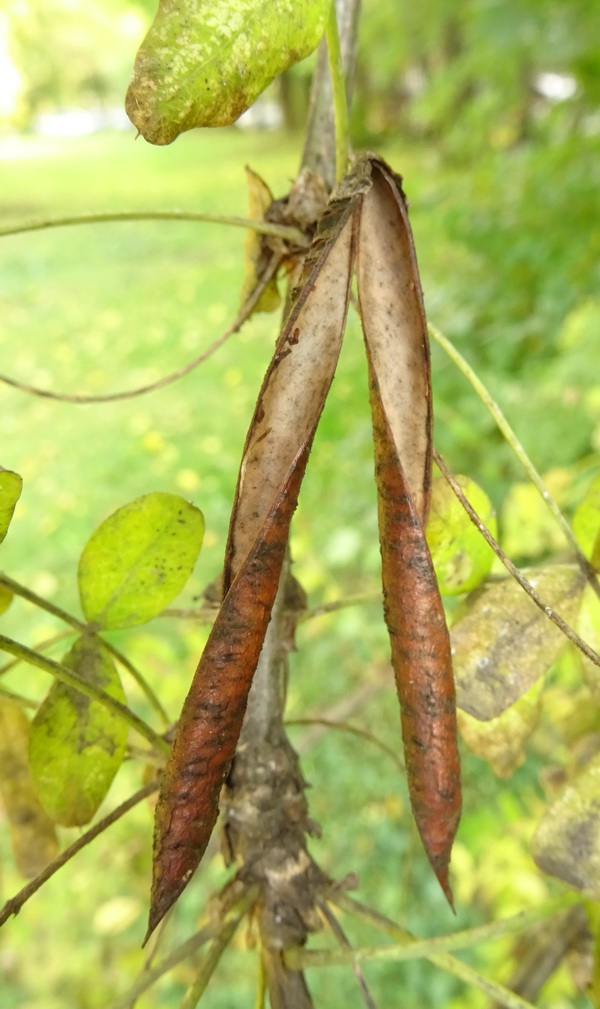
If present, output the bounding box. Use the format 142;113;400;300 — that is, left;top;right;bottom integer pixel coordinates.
146;155;461;941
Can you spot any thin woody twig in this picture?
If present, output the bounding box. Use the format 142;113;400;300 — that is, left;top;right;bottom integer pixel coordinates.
0;211;307;245
0;781;158;927
107;923;220;1009
159;605;218;623
286;718;403;770
161;590;380;624
302;591;380;621
325;4;349;183
0;629;75;678
318;900;378;1009
0;573;168;723
122;916;170;1009
301;0;361;190
433;449;600;670
0;634;169;752
428;322;600;603
0;685;37;708
0;254;282;405
178;906;250;1009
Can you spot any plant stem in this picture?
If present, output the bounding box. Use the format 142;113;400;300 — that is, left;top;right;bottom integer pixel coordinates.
285;893;580;968
428;322;600;601
0;211;307;246
318;900;378;1009
325;2;349;182
0;252;281;408
0;633;169;754
301;0;361;189
0;629;75;677
255;951;267;1009
287;892;577;1009
0;573;168;723
0;684;37;709
302;590;380;620
108;889;257;1009
0;780;159;927
109;928;214;1009
433;449;600;668
178;908;249;1009
286;718;404;770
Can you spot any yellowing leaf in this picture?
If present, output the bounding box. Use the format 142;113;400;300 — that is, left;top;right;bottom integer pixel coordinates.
29;636;128;826
573;474;600;565
0;698;58;877
452;564;585;720
126;0;330;144
239;167;281;315
0;468;23;545
457;680;542;777
427;474;497;595
501;479;569;561
78;492;204;630
533;753;600;897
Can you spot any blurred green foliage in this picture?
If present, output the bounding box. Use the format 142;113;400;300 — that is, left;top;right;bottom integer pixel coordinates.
5;0;145;123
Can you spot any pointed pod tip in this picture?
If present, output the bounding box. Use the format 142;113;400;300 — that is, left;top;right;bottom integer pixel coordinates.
427;851;455;916
142;885;180;947
142;903;166;947
430;855;456;913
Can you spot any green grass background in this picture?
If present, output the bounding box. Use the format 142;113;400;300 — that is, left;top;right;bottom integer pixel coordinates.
1;125;598;1007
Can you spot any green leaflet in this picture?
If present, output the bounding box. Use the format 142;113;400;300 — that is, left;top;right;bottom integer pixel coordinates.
426;474;496;595
78;492;204;630
533;752;600;897
125;0;331;144
452;564;585;720
0;468;23;545
0;698;58;877
501;480;569;562
29;636;128;827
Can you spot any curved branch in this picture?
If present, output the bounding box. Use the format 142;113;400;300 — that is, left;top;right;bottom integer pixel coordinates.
0;253;282;406
286;891;577;1009
107;887;257;1009
0;211;307;245
0;634;169;753
428;322;600;602
286;718;403;770
0;574;168;724
0;629;74;677
301;591;380;621
317;899;378;1009
325;4;349;182
434;450;600;669
0;780;158;927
